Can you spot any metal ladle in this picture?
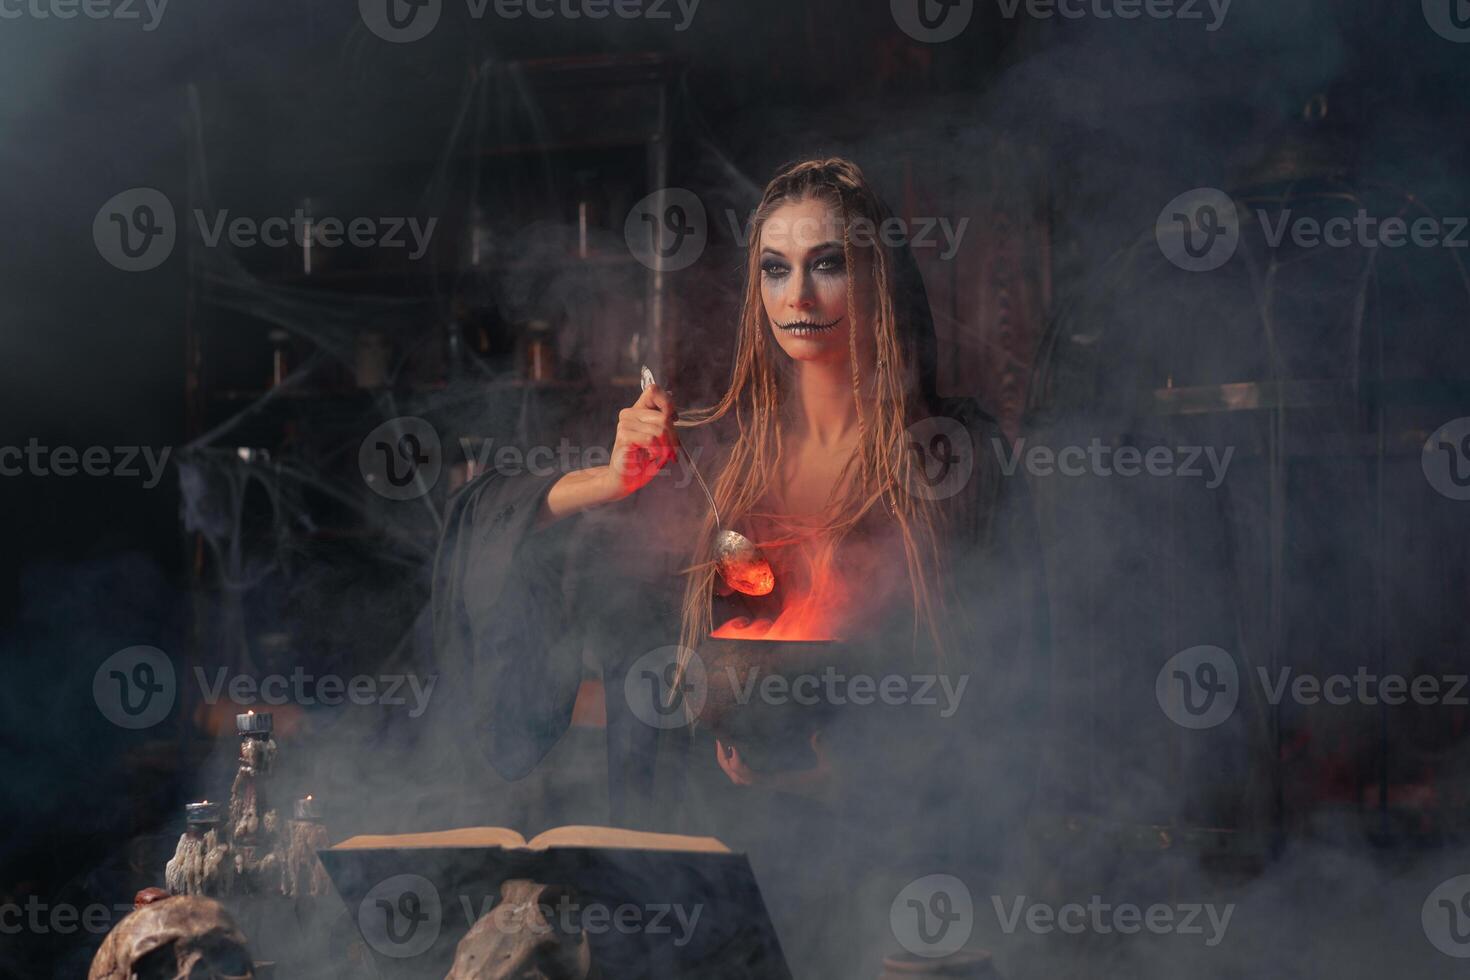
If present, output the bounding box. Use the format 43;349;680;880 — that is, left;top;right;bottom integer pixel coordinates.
641;365;775;597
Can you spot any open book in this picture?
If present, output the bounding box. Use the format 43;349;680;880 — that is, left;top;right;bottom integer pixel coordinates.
331;824;729;854
319;825;790;979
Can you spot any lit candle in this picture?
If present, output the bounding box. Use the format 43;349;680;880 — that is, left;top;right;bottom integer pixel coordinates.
293;795;323;821
236;710;272;735
185;800;221;827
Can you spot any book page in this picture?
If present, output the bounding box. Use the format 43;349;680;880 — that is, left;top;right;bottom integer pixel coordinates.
329;825;729;853
527;825;729;853
331;826;527;850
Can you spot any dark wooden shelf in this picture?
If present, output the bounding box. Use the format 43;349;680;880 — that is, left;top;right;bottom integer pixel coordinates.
1151;378;1470;415
249;252;640;292
207;377;639;404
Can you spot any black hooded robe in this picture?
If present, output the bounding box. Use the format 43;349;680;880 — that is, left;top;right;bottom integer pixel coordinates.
430;396;1049;977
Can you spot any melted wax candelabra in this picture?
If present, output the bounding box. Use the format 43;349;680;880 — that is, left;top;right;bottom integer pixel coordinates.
284;796;332;898
164;711;331;900
164;801;231;896
229;710;283;894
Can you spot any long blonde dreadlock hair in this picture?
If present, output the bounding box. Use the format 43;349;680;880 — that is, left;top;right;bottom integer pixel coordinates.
673;158;958;673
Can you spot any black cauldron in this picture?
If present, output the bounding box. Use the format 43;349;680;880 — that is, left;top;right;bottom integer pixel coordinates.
694;637;863;774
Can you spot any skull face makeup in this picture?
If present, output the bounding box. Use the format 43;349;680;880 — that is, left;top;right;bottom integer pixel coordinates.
88;895;255;980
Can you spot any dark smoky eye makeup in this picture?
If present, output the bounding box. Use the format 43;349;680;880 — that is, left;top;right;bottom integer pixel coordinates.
759;249;845;280
810;250;846;274
759;252;791;277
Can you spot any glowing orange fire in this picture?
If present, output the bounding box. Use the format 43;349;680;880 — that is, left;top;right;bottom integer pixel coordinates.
724;561;775;597
712;551;852;641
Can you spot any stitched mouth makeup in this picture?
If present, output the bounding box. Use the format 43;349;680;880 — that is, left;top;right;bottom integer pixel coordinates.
776;317;843;337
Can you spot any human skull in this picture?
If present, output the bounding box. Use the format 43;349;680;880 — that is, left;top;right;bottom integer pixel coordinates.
88;895;255;980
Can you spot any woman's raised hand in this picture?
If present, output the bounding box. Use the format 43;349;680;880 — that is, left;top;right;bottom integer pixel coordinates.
537;381;679;527
605;381;680;499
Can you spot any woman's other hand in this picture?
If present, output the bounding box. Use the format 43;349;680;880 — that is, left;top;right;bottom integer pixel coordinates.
715;733;833;800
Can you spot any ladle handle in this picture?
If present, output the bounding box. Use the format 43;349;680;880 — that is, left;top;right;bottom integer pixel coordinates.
680;445;721;531
641;365;721;530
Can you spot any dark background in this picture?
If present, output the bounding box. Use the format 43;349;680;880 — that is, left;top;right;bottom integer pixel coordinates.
4;0;1470;976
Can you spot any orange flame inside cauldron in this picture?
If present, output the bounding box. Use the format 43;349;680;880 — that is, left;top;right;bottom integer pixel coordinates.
712;552;851;641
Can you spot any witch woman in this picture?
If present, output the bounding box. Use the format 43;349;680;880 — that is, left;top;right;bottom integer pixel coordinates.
433;158;1048;977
